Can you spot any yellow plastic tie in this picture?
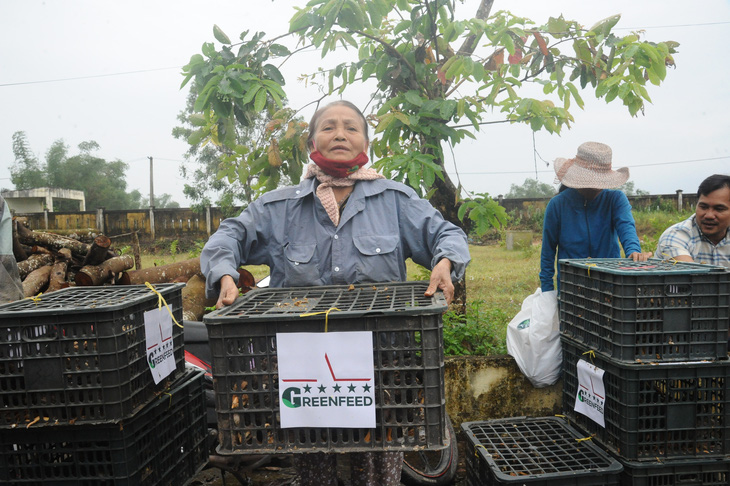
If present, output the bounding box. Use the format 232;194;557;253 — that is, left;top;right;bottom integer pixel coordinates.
585;263;597;276
575;436;593;443
145;282;183;329
660;252;679;265
582;349;596;364
164;391;173;409
474;444;488;457
300;307;342;333
25;292;43;305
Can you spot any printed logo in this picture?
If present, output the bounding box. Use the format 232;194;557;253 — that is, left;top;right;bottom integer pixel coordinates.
281;353;373;409
517;319;530;330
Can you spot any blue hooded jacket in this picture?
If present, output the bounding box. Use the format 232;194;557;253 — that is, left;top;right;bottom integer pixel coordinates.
540;188;642;291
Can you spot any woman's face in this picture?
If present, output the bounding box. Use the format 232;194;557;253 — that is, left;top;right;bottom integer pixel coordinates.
577;188;602;201
312;105;368;160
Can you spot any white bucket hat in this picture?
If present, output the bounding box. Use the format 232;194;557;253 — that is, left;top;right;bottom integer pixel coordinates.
554;141;629;189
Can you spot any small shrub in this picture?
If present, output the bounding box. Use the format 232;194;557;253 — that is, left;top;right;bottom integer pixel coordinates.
519;242;539;260
188;239;206;258
169;239;179;256
442;300;508;356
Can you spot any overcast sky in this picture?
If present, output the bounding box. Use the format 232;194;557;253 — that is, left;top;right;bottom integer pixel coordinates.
2;0;729;206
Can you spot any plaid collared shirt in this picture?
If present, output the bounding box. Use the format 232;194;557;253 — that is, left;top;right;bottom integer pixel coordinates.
656;214;730;268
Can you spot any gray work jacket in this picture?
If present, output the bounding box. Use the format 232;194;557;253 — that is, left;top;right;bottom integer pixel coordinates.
201;177;470;297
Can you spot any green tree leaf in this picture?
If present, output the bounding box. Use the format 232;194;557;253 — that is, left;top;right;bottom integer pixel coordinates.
213;25;232;44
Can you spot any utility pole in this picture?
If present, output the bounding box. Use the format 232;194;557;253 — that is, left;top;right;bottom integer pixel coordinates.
148;156;156;241
148;156;155;208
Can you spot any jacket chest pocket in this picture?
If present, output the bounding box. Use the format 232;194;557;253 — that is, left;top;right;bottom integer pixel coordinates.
283;242;322;287
353;235;401;282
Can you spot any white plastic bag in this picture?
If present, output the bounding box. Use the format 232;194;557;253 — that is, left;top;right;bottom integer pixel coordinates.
506;288;561;387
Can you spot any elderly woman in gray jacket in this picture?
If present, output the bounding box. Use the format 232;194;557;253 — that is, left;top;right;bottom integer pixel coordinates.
201;100;470;486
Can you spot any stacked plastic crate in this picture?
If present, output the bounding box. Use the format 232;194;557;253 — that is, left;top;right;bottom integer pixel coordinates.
202;281;449;455
559;258;730;485
0;284;208;486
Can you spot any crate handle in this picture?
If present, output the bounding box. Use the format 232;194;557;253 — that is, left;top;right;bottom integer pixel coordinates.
21;325;58;342
665;284;691;296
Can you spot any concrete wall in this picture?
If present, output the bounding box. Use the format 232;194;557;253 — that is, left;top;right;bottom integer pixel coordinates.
499;191;696;214
444;356;562;427
12;206;238;241
11;190;691;241
3;187;86;212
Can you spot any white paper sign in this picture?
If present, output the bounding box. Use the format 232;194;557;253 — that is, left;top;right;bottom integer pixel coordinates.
277;332;375;429
574;359;606;427
144;307;176;384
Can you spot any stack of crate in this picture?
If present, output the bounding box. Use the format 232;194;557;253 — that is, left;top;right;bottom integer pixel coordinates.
0;284;208;486
559;258;730;485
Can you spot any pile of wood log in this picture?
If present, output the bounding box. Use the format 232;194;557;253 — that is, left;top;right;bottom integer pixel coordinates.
10;219;254;321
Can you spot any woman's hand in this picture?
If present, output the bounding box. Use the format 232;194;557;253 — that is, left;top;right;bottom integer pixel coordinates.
629;251;653;262
425;258;454;304
216;275;239;309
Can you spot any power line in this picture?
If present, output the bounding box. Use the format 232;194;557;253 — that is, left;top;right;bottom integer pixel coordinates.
631;156;728;168
0;67;181;87
616;21;730;30
122;157;185;164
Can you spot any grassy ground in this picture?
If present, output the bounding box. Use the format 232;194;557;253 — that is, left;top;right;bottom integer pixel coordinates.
462;244;540;317
141;243;539;310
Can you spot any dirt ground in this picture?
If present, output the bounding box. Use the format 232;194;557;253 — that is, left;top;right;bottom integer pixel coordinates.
189;439;469;486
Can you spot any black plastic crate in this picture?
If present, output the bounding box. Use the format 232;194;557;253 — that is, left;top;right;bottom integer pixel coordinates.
559;258;730;362
619;458;730;486
0;284;185;427
461;417;622;486
562;336;730;461
203;281;448;454
0;369;208;486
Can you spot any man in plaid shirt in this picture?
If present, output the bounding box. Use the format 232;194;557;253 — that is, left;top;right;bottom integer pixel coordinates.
656;174;730;268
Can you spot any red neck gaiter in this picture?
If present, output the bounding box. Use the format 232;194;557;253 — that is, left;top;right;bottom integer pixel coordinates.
309;151;369;178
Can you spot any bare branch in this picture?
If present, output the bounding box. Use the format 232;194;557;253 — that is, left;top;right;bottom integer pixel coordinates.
455;0;494;56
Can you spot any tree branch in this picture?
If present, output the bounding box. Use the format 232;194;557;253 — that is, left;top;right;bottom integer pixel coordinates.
455;0;494;56
350;29;426;92
450;119;511;129
424;0;440;63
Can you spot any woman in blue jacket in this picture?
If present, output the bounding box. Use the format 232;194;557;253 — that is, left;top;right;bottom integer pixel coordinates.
539;142;652;292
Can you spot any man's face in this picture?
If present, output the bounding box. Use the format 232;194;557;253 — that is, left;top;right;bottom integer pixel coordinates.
696;186;730;244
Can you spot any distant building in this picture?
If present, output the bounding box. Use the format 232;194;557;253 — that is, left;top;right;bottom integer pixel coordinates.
1;188;86;213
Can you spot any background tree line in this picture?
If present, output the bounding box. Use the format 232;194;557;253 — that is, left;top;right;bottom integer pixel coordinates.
505;177;648;198
8;131;179;211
